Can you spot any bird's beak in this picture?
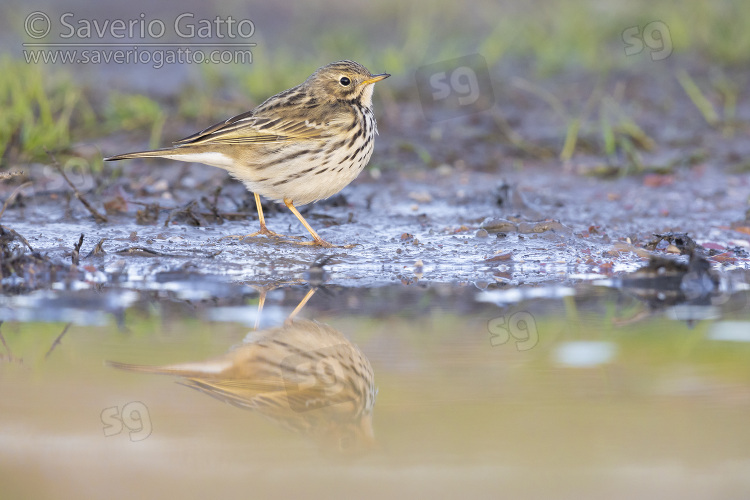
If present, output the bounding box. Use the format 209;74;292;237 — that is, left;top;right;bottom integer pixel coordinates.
362;73;390;86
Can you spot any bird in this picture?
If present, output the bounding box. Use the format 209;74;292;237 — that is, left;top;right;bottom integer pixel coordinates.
107;293;377;456
104;60;390;248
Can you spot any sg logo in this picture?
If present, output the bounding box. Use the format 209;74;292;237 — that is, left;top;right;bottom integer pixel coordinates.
416;54;495;122
622;21;673;61
281;344;354;413
488;311;538;351
101;401;152;442
430;66;482;106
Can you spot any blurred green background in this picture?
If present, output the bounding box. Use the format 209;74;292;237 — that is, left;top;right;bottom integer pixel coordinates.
0;0;748;163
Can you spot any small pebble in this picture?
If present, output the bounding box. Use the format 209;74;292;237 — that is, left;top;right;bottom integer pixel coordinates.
476;229;489;238
481;218;518;233
436;164;452;176
408;191;433;203
414;260;424;278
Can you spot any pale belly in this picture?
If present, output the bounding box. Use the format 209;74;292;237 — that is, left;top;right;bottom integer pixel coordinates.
238;133;375;206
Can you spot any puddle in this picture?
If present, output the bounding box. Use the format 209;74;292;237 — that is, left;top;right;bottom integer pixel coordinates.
2;148;750;499
1;267;750;498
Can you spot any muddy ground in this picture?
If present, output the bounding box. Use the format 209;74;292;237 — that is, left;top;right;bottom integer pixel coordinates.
2;66;750;296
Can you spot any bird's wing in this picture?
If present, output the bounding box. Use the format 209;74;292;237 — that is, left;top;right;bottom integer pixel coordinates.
178;377;287;409
173;109;256;145
179;376;353;413
173;107;336;147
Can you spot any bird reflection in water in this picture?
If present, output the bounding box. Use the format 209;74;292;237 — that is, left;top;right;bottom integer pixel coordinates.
108;288;376;456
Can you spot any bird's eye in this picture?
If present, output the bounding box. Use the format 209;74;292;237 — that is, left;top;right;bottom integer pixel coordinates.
339;76;351;86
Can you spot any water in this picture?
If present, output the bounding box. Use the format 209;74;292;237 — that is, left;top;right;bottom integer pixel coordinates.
3;153;749;499
2;275;750;499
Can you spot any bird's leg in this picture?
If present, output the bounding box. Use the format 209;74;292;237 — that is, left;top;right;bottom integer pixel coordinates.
283;198;353;248
285;287;317;323
250;193;291;238
221;193;300;242
254;192;270;234
254;286;266;330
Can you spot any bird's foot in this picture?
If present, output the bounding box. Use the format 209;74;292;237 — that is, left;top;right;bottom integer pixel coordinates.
292;238;356;249
220;227;303;243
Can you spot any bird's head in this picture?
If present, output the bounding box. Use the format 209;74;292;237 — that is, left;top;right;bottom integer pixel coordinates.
306;60;390;107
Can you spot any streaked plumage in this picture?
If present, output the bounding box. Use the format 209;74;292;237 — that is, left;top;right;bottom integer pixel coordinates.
108;319;376;455
105;60;389;247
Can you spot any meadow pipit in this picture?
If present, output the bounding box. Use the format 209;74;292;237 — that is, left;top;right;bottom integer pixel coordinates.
105;60;389;248
108;317;376;455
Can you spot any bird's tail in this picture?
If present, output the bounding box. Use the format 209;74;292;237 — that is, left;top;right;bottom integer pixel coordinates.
106;358;233;377
104;148;177;161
